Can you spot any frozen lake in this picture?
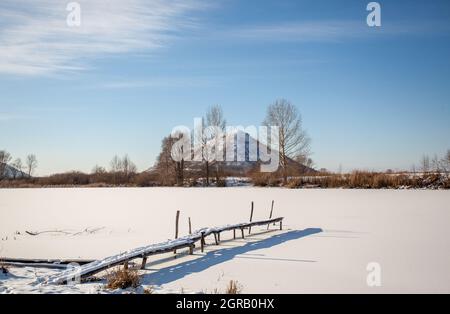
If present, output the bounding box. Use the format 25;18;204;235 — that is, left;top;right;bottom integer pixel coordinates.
1;188;449;293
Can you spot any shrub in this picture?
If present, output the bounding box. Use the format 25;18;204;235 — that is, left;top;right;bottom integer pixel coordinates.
225;280;242;294
131;172;159;187
106;267;140;290
249;171;281;187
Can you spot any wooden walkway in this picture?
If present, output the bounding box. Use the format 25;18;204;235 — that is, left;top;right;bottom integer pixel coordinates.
45;217;283;284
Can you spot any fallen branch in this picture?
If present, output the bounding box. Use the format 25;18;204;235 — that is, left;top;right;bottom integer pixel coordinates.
25;230;72;236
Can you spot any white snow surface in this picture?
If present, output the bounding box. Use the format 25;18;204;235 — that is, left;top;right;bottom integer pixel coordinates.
0;188;449;294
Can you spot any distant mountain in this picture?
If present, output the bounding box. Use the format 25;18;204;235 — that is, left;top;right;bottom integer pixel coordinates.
153;130;316;176
0;163;29;179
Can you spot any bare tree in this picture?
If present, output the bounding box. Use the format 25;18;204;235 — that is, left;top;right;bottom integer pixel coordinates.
431;154;441;173
420;155;430;173
109;155;122;184
92;164;106;174
110;155;122;173
440;149;450;175
170;131;187;186
0;150;12;179
155;136;177;186
196;105;226;186
411;164;417;175
206;105;226;131
12;158;23;179
263;99;310;183
206;105;226;185
121;154;137;181
91;165;108;184
26;154;38;177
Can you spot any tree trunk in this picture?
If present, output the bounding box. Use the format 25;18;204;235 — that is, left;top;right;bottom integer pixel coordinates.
205;161;209;186
180;159;184;185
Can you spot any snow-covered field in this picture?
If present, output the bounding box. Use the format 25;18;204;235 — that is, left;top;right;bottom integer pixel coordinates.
0;188;449;294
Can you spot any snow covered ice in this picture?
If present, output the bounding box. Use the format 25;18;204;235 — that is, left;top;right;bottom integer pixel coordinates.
1;188;449;293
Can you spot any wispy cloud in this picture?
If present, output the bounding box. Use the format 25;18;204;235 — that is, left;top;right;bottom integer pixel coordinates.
95;76;221;89
227;20;450;42
232;21;366;42
0;113;34;121
0;0;207;76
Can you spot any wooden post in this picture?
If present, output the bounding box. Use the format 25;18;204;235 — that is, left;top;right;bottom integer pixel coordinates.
189;244;194;255
233;229;236;239
214;233;219;245
174;210;180;254
201;232;205;252
249;201;254;234
267;200;274;230
218;232;221;242
124;262;128;270
188;217;192;235
241;227;245;239
280;220;283;230
141;257;147;270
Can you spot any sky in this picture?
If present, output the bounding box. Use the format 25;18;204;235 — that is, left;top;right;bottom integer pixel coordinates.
0;0;449;175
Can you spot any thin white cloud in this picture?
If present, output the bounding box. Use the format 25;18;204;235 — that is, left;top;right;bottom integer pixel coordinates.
95;76;221;89
227;20;450;42
233;21;368;42
0;0;207;76
0;113;34;121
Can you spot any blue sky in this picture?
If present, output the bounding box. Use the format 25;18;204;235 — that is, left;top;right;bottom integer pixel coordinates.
1;0;449;175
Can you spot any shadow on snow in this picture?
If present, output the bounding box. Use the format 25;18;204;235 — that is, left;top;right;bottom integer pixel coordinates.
142;228;322;286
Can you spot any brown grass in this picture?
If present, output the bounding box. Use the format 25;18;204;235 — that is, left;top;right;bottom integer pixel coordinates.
225;280;242;294
105;267;140;290
283;172;449;189
249;171;281;187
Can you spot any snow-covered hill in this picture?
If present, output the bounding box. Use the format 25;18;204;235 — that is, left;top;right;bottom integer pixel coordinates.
167;130;316;176
0;163;29;179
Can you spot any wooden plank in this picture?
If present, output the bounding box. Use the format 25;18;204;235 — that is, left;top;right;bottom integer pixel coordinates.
213;233;218;245
249;201;254;234
0;258;94;265
174;210;180;254
140;257;147;270
1;262;69;269
267;200;274;230
201;232;205;252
